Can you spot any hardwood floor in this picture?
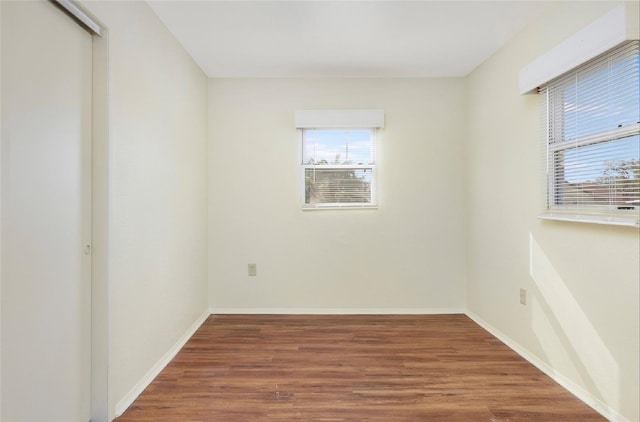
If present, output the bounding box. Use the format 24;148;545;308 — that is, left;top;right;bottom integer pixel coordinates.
115;314;604;421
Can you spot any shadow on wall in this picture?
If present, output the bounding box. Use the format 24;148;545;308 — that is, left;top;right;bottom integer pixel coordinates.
528;233;618;412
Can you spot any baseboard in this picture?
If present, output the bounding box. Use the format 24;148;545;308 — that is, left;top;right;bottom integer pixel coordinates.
114;309;210;418
210;307;464;315
465;311;629;422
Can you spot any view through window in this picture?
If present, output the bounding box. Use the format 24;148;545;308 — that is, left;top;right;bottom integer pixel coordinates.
302;129;376;208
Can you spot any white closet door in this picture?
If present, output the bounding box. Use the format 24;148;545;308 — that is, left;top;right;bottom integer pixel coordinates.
1;1;92;420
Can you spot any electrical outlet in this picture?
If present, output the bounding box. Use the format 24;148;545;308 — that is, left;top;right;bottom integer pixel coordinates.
248;263;257;276
519;288;527;305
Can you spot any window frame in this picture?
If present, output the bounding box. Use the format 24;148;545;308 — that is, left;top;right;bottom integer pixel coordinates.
300;128;378;210
540;41;640;227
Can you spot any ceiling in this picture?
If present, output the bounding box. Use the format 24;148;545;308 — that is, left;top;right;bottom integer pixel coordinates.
147;1;555;78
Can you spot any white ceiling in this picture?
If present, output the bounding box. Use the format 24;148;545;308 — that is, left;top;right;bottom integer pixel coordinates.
147;1;554;78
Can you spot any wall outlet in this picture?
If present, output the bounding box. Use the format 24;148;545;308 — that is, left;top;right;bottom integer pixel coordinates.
248;263;257;276
519;288;527;305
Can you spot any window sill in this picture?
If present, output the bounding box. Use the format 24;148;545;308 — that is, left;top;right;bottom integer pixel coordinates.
538;213;639;228
302;205;378;211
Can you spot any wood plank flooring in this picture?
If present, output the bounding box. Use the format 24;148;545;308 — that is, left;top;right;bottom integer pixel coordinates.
115;314;605;421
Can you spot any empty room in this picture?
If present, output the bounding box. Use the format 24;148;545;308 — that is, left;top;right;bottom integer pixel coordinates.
1;1;639;421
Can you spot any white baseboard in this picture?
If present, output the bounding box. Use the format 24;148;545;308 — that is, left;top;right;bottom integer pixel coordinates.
465;311;629;422
210;307;464;315
114;310;210;418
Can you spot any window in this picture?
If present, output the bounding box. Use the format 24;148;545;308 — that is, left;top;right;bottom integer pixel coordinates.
540;41;640;227
301;128;376;209
295;109;384;210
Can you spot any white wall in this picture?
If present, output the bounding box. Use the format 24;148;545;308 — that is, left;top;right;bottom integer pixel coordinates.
208;78;466;313
466;2;639;421
83;2;209;419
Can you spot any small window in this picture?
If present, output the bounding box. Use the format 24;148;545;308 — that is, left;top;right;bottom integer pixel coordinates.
540;41;639;227
301;129;376;209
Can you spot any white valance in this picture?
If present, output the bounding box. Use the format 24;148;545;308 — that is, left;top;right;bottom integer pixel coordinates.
295;109;385;129
519;4;639;94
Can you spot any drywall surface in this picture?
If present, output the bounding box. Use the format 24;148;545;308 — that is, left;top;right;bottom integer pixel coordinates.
83;2;208;418
466;2;639;420
208;78;467;313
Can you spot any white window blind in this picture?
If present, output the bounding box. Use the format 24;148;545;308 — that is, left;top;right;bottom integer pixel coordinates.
302;129;376;209
540;40;640;227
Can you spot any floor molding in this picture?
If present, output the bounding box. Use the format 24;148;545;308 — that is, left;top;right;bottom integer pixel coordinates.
209;307;464;315
115;310;210;418
465;311;629;422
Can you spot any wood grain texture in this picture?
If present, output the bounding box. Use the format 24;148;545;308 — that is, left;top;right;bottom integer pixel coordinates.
115;314;604;421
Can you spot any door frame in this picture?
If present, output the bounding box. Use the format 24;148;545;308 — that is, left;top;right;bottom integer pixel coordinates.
77;5;110;421
90;16;110;422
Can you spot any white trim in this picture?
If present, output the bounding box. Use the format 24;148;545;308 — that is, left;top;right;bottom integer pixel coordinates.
295;109;384;128
538;213;639;228
209;307;464;315
0;3;3;417
53;0;103;36
519;4;639;94
114;310;210;417
90;18;110;422
302;204;379;211
465;311;630;422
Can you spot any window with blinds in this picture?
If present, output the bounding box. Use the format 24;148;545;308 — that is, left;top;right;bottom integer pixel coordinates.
301;129;376;209
540;40;640;227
